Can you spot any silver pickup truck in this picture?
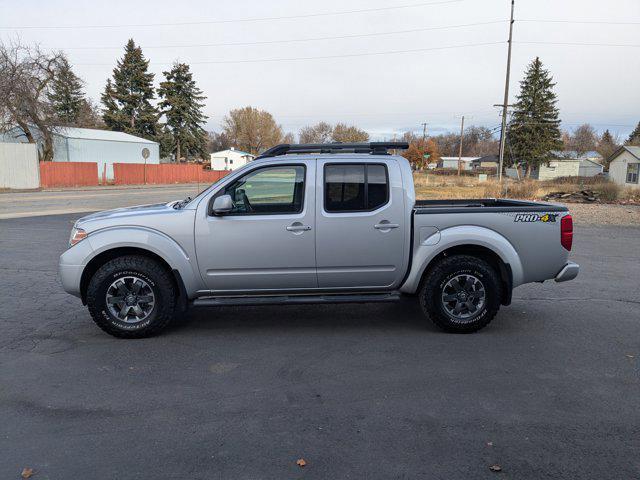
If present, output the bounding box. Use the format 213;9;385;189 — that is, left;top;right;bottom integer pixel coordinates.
59;142;579;338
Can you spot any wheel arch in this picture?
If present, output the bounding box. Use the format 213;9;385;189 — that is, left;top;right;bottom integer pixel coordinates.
79;246;188;309
400;226;523;305
419;244;513;306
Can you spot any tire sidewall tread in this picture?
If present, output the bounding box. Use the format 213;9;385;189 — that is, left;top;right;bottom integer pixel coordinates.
86;255;176;338
420;254;502;333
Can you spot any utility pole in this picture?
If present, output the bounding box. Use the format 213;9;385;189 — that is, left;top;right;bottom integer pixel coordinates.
498;0;515;181
457;115;465;176
421;122;428;141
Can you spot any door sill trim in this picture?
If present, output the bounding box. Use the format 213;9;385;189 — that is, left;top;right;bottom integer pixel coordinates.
192;292;401;307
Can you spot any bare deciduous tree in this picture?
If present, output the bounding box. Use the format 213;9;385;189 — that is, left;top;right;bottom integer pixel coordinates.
299;121;333;143
331;123;369;143
221;106;287;154
564;123;598;155
0;40;64;161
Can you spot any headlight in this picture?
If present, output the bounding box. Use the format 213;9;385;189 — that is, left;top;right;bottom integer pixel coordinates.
69;227;88;247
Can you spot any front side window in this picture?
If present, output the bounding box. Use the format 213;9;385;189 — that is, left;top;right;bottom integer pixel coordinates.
222;165;305;215
626;163;639;184
324;163;389;212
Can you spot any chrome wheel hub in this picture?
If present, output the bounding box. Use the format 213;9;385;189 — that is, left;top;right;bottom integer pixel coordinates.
105;276;155;324
441;274;486;322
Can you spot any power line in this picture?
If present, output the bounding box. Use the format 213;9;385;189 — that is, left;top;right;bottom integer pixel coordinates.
516;41;640;48
0;0;463;30
519;19;640;26
74;40;506;66
55;20;506;50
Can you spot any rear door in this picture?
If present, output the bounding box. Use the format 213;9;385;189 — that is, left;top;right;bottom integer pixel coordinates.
195;161;317;293
315;158;406;289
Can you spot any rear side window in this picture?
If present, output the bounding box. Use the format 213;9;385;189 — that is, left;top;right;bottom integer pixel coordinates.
324;163;389;212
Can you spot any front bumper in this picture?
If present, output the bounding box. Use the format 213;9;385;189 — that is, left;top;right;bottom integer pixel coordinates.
58;238;94;298
554;262;580;283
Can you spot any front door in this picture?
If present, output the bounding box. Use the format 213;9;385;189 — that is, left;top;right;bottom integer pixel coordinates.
195;162;317;293
315;159;406;289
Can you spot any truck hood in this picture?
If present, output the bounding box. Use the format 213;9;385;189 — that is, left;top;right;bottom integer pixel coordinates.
76;201;179;227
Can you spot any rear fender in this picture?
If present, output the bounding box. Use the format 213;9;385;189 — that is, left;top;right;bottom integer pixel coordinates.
400;225;524;294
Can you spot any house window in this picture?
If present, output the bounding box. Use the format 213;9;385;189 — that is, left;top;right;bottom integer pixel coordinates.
626;163;639;184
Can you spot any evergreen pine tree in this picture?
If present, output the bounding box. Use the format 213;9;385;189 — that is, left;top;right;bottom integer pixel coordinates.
48;56;85;124
157;62;208;161
507;57;562;176
101;39;160;140
626;121;640;146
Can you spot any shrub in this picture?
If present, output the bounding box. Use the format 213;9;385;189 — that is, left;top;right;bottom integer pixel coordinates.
593;182;620;202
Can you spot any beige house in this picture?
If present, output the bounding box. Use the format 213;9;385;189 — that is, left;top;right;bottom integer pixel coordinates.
530;159;581;180
608;146;640;189
527;151;604;180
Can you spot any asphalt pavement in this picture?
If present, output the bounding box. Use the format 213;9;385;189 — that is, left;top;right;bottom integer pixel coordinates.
0;184;201;219
0;200;639;478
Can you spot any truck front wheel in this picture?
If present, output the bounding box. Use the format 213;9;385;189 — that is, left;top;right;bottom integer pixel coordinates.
419;255;502;333
86;255;176;338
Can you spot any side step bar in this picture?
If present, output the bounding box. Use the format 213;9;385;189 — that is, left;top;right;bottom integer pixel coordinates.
192;292;401;307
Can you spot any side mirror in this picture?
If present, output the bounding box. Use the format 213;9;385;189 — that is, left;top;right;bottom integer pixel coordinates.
212;194;234;215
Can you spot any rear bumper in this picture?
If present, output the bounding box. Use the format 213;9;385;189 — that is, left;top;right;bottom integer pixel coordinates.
554;262;579;283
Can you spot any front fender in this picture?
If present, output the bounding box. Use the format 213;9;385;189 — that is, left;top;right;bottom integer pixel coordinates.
84;226;203;296
400;225;524;294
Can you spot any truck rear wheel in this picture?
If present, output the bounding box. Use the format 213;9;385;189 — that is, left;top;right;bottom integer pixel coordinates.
86;255;176;338
419;254;502;333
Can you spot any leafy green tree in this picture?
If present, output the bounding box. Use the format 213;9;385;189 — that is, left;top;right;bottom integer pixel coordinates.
507;57;562;176
48;55;85;124
101;39;160;140
626;121;640;146
158;62;208;161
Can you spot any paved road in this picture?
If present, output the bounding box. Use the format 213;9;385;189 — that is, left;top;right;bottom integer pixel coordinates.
0;184;201;219
0;212;639;479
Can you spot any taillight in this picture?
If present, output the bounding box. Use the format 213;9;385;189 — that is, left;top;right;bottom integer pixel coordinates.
561;214;573;251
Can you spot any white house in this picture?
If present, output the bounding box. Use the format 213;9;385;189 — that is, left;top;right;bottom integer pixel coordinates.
210;148;255;171
438;157;479;171
1;126;159;181
608;146;640;189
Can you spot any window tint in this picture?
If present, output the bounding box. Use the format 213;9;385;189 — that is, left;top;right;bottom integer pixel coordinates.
324;164;388;212
223;165;305;215
367;165;388;209
325;165;366;211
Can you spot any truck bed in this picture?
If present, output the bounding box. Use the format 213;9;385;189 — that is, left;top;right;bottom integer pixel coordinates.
414;198;568;214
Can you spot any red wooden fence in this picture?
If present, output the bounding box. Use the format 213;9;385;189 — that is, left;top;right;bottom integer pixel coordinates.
112;163;229;185
39;162;98;188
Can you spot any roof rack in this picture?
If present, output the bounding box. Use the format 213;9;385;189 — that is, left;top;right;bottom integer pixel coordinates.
255;142;409;160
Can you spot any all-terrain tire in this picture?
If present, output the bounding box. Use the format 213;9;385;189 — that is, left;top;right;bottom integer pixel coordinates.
86;255;176;338
419;254;502;333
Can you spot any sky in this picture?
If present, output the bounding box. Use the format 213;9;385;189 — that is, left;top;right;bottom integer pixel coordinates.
1;0;639;140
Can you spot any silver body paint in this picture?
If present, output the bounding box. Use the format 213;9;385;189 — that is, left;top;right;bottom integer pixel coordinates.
59;154;577;301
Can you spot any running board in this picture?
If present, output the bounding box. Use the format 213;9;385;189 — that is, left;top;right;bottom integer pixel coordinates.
192;292;401;307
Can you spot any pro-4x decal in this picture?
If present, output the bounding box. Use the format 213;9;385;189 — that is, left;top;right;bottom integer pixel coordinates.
514;213;558;223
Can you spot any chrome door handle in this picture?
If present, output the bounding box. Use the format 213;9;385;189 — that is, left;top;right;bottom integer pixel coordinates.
286;225;312;231
374;223;399;229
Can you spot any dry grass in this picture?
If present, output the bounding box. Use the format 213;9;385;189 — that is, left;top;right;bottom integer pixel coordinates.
413;173;638;204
